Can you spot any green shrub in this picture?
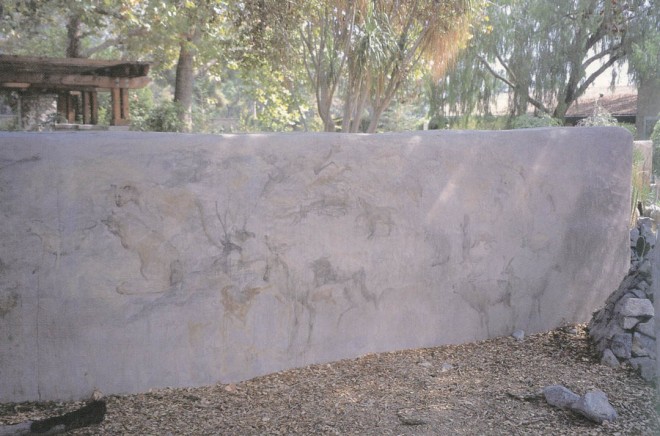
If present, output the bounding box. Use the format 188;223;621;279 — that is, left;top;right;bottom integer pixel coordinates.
631;147;652;226
128;88;154;130
577;105;618;126
652;115;660;176
619;122;636;137
140;101;185;133
511;114;561;129
652;116;660;148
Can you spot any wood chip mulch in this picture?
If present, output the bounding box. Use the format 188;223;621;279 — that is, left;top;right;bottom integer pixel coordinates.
2;324;659;435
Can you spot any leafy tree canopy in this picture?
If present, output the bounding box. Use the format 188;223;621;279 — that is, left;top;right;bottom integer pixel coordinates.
432;0;658;124
235;0;481;132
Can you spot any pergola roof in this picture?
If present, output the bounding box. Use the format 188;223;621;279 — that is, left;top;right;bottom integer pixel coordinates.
0;55;150;91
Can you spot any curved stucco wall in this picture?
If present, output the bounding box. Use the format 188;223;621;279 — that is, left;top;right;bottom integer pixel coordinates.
0;128;631;401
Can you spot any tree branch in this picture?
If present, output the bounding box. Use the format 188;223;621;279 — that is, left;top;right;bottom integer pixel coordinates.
575;51;625;98
477;55;516;89
81;28;148;58
196;59;218;78
582;43;622;70
477;55;550;114
494;51;517;84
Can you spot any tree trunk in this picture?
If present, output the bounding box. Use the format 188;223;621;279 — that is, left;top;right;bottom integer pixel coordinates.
427;82;440;126
66;14;83;58
366;107;384;133
317;81;335;132
366;79;399;133
341;81;356;133
636;75;660;139
320;110;335;132
174;41;195;132
352;82;370;132
552;100;570;122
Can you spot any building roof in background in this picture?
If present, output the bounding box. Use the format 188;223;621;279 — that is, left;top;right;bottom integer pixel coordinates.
565;92;637;118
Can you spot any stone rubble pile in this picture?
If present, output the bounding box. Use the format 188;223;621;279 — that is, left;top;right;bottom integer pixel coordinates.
588;218;657;382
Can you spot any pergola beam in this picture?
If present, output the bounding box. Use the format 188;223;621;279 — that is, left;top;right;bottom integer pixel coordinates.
0;55;150;76
0;72;149;89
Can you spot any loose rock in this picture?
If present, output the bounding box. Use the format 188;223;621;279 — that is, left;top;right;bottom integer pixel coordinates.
571;390;618;424
637;320;655;339
543;385;579;409
618;298;654;318
620;316;639;330
610;333;632;359
397;409;428;426
600;348;619;368
630;357;656;382
638;259;652;277
440;363;454;372
632;332;654;357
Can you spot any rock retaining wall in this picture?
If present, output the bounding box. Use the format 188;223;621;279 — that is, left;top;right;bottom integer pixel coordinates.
589;218;657;381
0;128;632;401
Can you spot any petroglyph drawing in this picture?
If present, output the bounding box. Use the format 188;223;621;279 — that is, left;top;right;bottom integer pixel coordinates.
103;183;192;295
103;212;182;295
27;220;61;259
205;202;261;277
0;155;40;170
460;214;495;263
461;214;471;263
260;163;288;198
113;184;139;208
310;161;351;187
26;219;97;269
310;256;383;314
220;285;263;322
426;231;452;267
289;194;351;223
0;291;18;317
356;197;395;239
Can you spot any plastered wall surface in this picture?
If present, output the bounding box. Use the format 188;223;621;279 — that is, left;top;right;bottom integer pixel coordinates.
0;128;631;402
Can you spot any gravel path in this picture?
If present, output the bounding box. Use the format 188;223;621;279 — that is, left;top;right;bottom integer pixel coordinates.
2;324;658;435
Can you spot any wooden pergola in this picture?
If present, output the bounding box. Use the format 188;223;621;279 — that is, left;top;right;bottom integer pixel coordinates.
0;55;150;127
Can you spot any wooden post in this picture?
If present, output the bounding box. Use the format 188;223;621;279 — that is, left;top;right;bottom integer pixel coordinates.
81;91;99;125
57;93;65;122
16;93;22;130
82;91;91;124
111;88;121;126
57;93;74;123
111;88;129;126
67;94;75;123
121;88;129;122
57;92;76;124
90;91;98;124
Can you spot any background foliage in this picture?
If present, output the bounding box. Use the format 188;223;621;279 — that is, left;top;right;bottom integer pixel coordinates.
0;0;657;135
